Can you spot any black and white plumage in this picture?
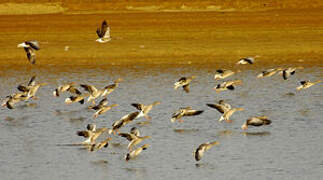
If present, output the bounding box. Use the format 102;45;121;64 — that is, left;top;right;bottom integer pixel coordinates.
17;41;40;64
96;20;111;43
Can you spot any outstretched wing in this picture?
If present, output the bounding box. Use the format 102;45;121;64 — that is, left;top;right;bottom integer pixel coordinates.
184;110;204;116
28;76;37;86
26;41;40;50
80;84;97;94
206;104;225;114
24;47;36;64
131;103;143;110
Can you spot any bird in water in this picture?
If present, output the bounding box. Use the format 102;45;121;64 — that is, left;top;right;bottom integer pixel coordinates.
17;40;40;64
296;80;322;90
257;68;283;78
131;101;161;120
174;76;196;93
206;100;231;114
214;69;235;80
280;67;304;80
171;107;204;123
219;108;244;123
214;80;242;93
96;20;111;43
241;116;271;130
125;144;150;161
194;141;219;161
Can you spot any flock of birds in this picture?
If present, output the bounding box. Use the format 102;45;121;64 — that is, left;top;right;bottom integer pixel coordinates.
4;20;323;162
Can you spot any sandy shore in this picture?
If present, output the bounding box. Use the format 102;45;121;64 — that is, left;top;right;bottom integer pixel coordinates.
0;2;322;67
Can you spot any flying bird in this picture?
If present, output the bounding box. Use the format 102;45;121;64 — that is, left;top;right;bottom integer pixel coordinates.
53;82;81;97
194;141;219;161
93;104;118;118
257;68;282;78
214;80;242;93
214;69;235;80
236;56;259;65
296;80;322;90
77;124;108;145
131;101;161;120
219;108;244;123
17;40;40;64
280;67;304;80
96;20;111;43
108;111;140;135
171;107;204;123
125;144;150;161
174;76;196;93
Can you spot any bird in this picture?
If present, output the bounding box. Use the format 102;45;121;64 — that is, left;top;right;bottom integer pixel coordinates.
53;82;81;97
171;107;204;123
1;93;28;109
257;68;283;78
296;80;322;90
219;108;244;123
17;76;36;93
131;101;161;120
241;116;271;130
214;69;235;80
88;98;109;110
101;78;123;97
80;84;106;104
89;137;112;152
93;104;118;118
108;112;140;135
194;141;219;161
214;80;242;93
96;20;111;43
17;40;40;64
174;76;196;93
236;56;259;65
77;124;108;145
280;67;304;80
65;93;89;105
206;100;231;114
125;144;150;161
127;135;151;151
17;76;47;100
119;127;140;141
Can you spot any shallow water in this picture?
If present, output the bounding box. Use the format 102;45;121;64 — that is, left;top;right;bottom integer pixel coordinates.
0;65;322;180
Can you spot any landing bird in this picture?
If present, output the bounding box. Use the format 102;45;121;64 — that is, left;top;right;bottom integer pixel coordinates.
174;76;196;93
296;80;322;90
214;80;242;93
17;40;40;64
131;101;161;120
125;144;150;161
241;116;271;130
65;93;89;105
17;76;36;94
1;93;28;109
214;69;235;80
171;107;204;123
257;68;283;78
219;108;244;123
101;78;123;97
206;100;231;114
194;141;219;161
96;20;111;43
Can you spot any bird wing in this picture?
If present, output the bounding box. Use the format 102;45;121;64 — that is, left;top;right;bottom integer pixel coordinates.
119;133;138;141
67;86;82;95
80;84;97;94
184;110;204;116
206;104;225;113
131;103;143;110
183;84;190;93
28;76;37;86
26;41;40;50
24;47;36;64
17;85;29;93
